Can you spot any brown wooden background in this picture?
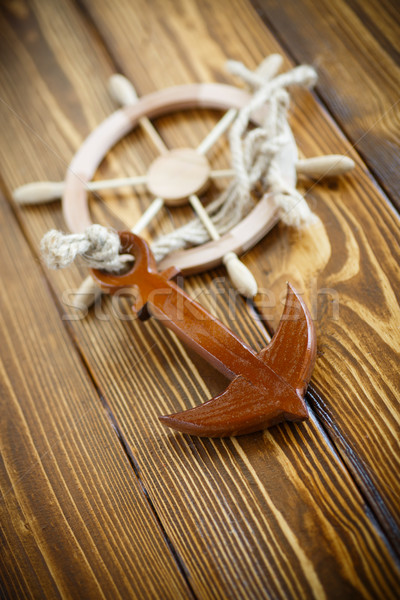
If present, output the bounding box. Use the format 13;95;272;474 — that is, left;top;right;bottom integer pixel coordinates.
0;0;399;598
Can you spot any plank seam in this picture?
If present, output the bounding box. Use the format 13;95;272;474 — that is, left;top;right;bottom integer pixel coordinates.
250;0;400;220
45;287;197;600
248;299;400;562
306;385;400;558
0;177;197;600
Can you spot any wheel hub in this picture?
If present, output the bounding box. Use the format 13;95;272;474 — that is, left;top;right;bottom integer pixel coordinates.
146;148;211;206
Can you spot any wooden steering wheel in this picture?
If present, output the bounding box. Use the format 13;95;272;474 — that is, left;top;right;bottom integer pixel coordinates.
14;61;353;304
62;79;297;276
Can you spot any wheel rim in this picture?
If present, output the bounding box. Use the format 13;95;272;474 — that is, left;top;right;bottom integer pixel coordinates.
62;82;297;274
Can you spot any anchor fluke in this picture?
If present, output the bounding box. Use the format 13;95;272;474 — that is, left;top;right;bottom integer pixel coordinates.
159;372;308;437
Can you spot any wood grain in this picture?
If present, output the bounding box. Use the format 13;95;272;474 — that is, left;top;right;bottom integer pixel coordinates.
0;0;400;598
248;90;400;544
0;189;191;598
251;0;400;210
79;0;400;546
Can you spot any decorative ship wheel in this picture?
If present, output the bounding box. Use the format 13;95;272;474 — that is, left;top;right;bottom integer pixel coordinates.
15;55;354;305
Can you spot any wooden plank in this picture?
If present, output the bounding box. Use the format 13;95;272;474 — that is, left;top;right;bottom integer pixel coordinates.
0;188;191;598
62;286;400;598
247;90;400;540
251;0;400;210
1;0;400;597
79;0;400;545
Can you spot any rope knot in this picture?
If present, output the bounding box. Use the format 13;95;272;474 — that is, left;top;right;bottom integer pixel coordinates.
84;224;121;265
41;225;132;271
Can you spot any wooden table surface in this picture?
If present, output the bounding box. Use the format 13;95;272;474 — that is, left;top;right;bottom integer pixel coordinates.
1;0;399;598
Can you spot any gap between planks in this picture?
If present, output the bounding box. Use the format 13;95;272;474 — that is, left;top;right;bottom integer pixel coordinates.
0;176;198;600
13;0;400;564
249;0;400;220
19;192;400;572
3;0;400;588
246;298;400;562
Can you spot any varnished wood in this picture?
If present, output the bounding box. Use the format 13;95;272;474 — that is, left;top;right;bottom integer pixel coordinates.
159;282;315;437
92;233;315;436
1;0;400;597
251;0;400;209
80;0;400;548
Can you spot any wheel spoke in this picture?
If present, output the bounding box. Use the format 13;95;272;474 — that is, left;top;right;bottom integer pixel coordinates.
131;197;164;234
89;174;148;191
196;109;238;155
195;54;284;157
12;175;149;203
188;194;257;297
109;74;169;155
210;168;235;179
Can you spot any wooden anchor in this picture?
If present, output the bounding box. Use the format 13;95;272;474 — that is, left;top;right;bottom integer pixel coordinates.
91;232;317;437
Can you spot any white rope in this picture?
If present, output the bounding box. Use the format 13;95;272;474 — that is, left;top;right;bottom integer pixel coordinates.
41;58;318;272
41;225;132;271
227;63;317;228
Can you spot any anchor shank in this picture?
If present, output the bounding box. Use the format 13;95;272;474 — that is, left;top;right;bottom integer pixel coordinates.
146;278;261;380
